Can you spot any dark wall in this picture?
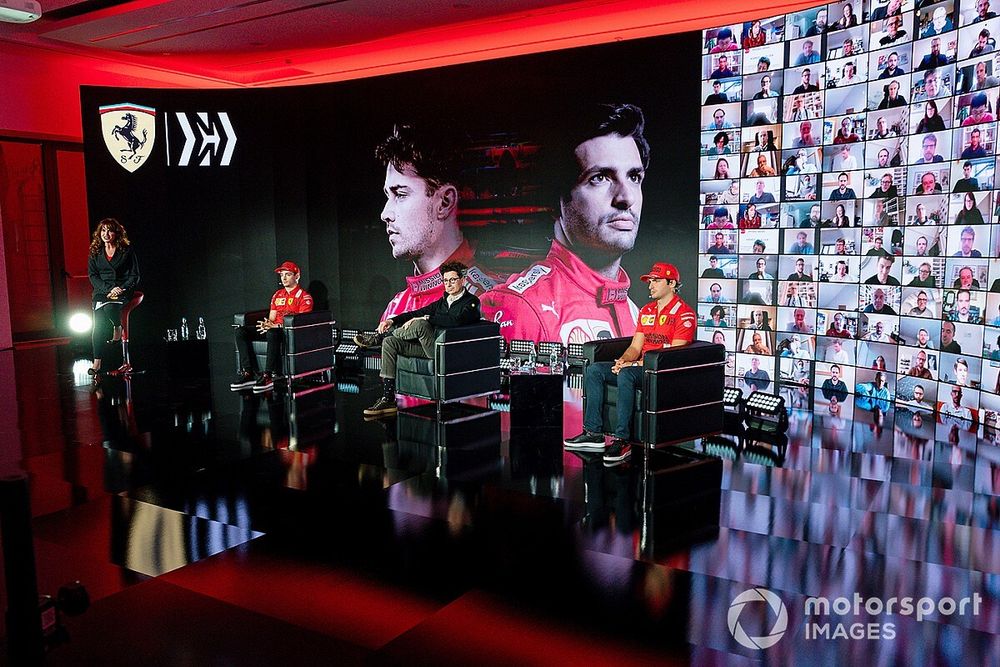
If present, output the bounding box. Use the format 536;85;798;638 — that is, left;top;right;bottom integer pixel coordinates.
81;31;700;348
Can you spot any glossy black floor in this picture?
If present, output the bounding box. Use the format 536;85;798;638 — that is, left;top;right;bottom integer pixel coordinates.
2;342;999;665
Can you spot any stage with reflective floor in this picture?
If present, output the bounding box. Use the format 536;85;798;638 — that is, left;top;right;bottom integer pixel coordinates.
1;342;998;665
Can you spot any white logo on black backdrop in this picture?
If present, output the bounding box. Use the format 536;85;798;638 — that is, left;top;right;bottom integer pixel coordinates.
100;103;156;173
166;112;238;167
728;587;788;650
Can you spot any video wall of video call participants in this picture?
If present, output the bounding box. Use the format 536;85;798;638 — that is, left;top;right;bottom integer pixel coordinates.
699;0;1000;426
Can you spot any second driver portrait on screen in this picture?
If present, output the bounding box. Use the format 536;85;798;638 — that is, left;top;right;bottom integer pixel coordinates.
481;104;649;344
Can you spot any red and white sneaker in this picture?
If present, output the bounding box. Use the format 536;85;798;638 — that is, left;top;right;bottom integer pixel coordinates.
602;439;632;466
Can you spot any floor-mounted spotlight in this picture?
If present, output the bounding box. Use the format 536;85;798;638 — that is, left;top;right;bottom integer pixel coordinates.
723;386;744;433
508;339;535;358
744;391;789;435
566;342;586;371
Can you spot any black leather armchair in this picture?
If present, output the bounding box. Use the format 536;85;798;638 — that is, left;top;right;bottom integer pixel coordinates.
582;339;726;446
233;309;336;396
396;321;502;413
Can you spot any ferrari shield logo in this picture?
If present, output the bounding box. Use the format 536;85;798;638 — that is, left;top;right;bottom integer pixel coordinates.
100;103;156;173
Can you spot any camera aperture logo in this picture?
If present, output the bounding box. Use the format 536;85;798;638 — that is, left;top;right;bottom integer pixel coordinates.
728;587;788;650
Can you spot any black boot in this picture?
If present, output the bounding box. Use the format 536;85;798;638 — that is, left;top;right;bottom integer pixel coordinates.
354;331;388;349
364;378;398;416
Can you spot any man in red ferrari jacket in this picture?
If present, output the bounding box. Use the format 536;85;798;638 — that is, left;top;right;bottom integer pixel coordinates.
564;262;695;465
230;261;314;394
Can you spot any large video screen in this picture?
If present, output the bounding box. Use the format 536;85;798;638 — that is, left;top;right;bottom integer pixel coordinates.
699;0;1000;426
81;34;701;385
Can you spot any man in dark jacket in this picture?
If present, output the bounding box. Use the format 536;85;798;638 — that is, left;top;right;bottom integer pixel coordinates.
357;261;482;415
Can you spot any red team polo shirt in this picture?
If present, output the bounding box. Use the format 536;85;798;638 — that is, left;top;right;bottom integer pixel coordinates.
270;286;313;325
636;295;696;355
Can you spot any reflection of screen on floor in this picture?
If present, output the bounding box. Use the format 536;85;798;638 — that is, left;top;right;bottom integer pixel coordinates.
698;6;1000;420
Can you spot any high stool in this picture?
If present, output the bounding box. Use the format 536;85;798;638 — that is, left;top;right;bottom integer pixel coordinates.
111;291;144;376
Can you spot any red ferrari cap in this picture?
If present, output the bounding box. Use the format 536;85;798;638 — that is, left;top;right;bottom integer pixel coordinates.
640;262;679;282
275;261;300;274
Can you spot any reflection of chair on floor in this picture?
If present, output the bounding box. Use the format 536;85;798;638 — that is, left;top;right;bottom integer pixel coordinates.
396;407;501;479
582;340;726;447
395;321;502;417
110;291;144;376
237;393;288;450
637;446;722;558
233;309;336;396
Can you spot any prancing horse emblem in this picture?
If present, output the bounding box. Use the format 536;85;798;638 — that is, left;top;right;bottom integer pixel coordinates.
100;103;156;173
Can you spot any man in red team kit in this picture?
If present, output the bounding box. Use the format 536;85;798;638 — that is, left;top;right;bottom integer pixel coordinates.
230;261;314;393
367;123;494;332
564;262;695;465
480;103;649;344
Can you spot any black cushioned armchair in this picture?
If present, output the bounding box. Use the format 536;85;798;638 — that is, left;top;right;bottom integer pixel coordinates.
582;339;726;446
396;321;502;412
233;309;336;396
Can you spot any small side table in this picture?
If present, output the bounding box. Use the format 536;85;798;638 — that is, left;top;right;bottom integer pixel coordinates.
508;369;563;429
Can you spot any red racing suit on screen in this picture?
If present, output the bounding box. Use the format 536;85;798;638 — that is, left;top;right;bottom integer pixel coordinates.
636;295;696;354
380;239;496;323
480;240;638;344
270;286;313;325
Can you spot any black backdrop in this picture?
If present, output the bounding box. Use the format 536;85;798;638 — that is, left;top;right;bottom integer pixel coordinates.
81;32;700;375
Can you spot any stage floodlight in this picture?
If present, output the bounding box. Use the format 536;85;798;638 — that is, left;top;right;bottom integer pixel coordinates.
498;337;507;356
335;332;358;354
565;342;587;370
509;339;535;357
744;391;788;435
537;341;562;358
723;387;743;414
69;312;92;334
722;386;745;432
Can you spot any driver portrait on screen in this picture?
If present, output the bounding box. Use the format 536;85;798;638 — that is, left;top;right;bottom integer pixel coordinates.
481;103;648;343
374;123;495;323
